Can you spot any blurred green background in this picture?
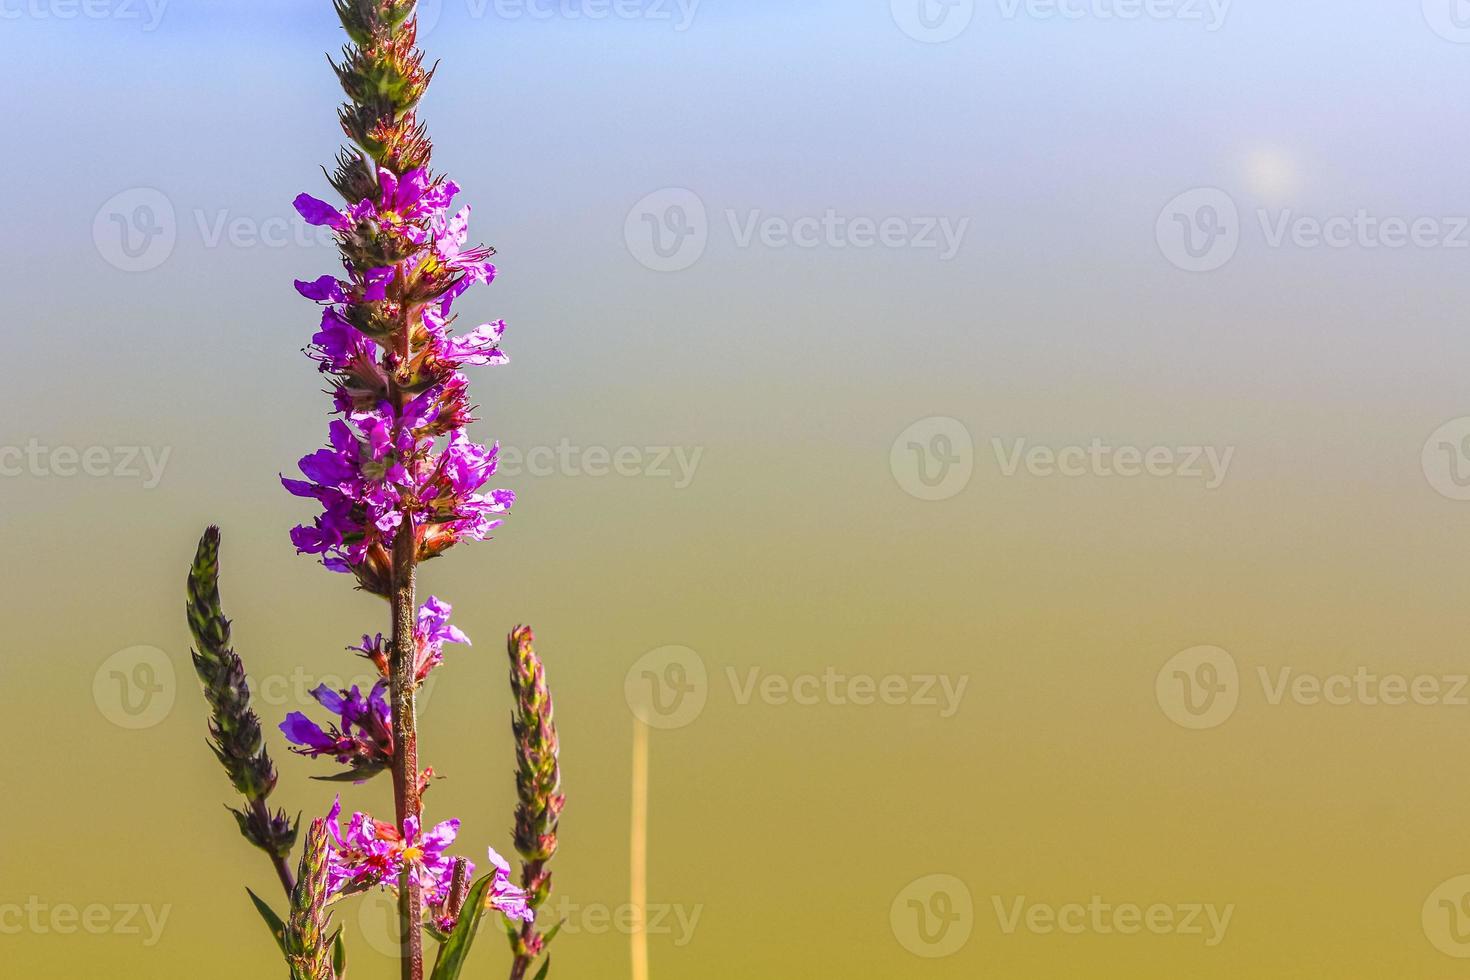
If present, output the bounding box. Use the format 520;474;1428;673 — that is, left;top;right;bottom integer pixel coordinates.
7;0;1470;976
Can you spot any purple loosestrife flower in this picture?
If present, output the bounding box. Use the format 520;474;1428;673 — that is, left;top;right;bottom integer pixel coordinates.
485;847;535;924
285;160;512;598
351;595;470;685
281;681;394;780
317;799;531;924
320;797;459;901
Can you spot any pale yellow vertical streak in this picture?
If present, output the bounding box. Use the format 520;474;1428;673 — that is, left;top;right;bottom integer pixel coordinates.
631;716;650;980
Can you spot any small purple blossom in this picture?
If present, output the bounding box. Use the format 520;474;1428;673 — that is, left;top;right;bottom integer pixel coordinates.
485;846;535;923
280;681;393;779
415;595;470;679
294;192;351;232
351;596;470;685
317;799;532;925
294;274;348;304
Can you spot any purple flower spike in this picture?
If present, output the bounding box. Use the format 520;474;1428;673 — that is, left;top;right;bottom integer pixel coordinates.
204;4;565;972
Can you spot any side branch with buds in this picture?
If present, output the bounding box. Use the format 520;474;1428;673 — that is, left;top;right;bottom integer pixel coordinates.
508;627;564;980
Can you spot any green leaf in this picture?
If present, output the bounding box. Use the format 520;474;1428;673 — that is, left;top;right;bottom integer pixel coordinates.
310;769;384;784
530;955;551;980
246;888;287;954
540;919;564;948
332;928;347;979
429;874;495;980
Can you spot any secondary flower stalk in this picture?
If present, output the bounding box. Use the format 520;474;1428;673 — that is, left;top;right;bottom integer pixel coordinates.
186;527;298;895
508;627;564;980
286;819;337;980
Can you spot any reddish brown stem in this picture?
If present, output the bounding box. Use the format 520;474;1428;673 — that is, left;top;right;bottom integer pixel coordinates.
391;515;424;980
508;859;546;980
252;798;296;898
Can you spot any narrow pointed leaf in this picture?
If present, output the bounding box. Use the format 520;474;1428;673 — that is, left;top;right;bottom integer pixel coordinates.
429;874;494;980
246;887;288;954
530;956;551;980
309;769;384;784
